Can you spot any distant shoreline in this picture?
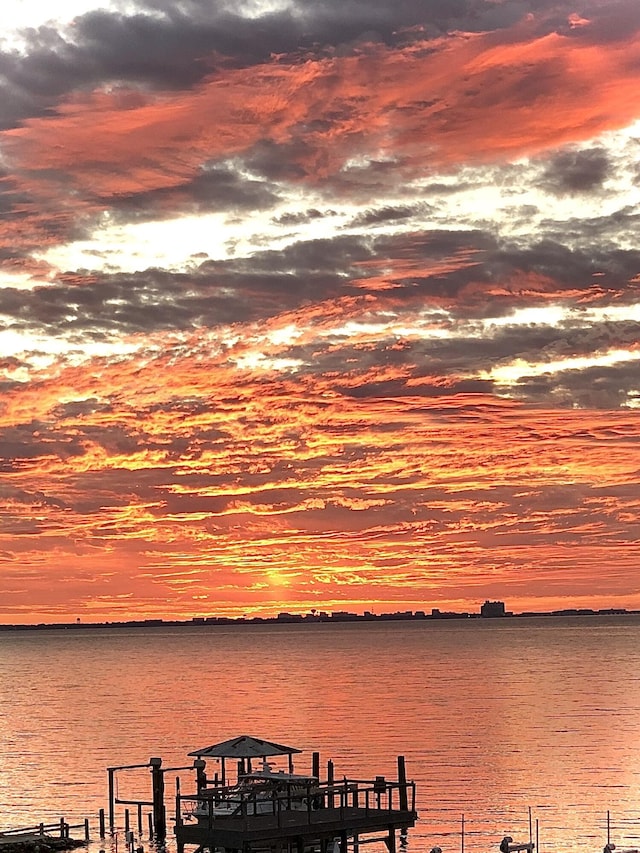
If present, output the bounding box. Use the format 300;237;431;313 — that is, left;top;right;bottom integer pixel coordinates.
1;606;638;632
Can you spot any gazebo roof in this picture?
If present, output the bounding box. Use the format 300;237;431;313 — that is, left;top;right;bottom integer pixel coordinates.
188;735;302;759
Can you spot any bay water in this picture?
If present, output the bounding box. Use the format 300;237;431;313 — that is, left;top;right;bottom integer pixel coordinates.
1;616;640;853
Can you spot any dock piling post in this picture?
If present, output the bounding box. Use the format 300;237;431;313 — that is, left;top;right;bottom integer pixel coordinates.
397;757;408;813
137;803;143;835
327;761;334;809
313;753;320;780
99;809;106;838
124;809;130;835
108;768;116;833
147;812;153;839
85;818;90;841
150;757;167;842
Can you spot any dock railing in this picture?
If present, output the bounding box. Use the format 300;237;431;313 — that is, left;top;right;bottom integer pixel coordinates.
0;819;90;841
176;776;416;831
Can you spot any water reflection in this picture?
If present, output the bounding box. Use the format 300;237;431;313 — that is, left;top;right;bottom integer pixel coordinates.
1;617;640;853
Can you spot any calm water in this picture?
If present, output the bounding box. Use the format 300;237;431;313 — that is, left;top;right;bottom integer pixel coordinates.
1;617;640;853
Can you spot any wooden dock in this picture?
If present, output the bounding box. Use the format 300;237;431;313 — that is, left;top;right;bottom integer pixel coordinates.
176;803;416;853
175;774;417;853
107;735;418;853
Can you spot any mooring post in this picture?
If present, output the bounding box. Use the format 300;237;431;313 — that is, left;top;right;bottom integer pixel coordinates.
124;809;130;835
312;752;320;780
327;761;334;809
99;809;106;838
147;812;153;839
397;756;408;812
137;803;143;835
108;768;116;833
85;818;90;841
150;757;166;842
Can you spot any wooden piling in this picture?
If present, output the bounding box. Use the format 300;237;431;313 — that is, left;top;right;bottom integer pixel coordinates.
312;752;320;780
397;757;408;813
108;768;116;833
124;809;130;835
150;757;166;841
99;809;106;838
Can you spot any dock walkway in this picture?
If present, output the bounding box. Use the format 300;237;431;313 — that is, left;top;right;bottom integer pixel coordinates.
175;778;417;853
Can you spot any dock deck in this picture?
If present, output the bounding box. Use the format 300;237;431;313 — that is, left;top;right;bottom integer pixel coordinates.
175;779;417;853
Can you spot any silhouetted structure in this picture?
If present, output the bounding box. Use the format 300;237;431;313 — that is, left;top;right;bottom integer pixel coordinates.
480;600;506;618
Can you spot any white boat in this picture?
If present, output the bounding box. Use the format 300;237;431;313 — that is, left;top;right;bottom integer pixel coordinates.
190;762;321;820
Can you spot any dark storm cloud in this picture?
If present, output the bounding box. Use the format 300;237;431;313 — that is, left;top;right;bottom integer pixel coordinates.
509;361;640;408
538;147;611;195
2;0;624;132
486;239;640;299
273;209;332;226
0;0;443;129
0;236;371;337
0;422;87;471
2;230;639;342
106;163;281;224
350;204;430;227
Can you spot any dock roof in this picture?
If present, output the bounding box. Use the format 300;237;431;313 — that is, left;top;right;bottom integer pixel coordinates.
187;735;302;759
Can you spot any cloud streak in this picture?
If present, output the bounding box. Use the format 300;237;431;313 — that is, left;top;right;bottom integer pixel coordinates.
0;0;639;622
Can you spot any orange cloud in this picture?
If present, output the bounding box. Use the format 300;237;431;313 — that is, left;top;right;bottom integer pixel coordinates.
3;19;640;258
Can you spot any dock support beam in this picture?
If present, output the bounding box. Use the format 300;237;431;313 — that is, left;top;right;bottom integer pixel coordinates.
386;826;396;853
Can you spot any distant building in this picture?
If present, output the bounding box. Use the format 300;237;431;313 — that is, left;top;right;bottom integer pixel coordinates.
480;600;506;618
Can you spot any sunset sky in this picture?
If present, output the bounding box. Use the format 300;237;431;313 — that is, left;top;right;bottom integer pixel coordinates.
1;0;640;624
